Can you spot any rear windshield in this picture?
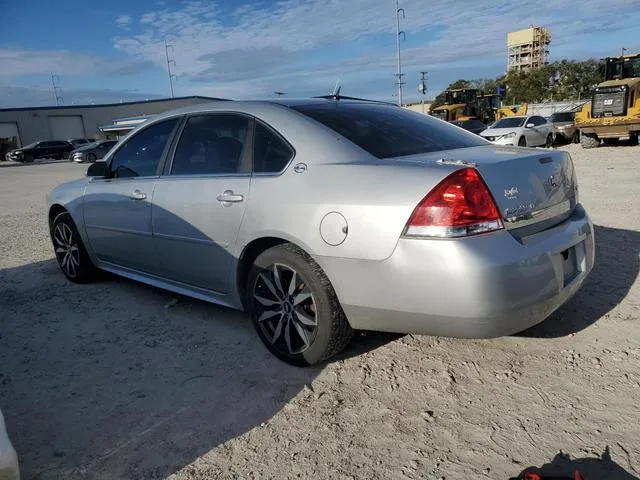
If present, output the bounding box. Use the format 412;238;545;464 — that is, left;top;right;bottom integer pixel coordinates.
291;103;485;158
492;117;526;128
550;112;575;123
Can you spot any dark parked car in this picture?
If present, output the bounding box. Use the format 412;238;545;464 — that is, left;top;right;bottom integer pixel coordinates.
68;138;96;148
4;140;74;162
450;119;487;135
70;140;118;163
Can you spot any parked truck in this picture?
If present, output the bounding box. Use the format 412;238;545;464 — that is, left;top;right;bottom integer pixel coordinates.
575;52;640;148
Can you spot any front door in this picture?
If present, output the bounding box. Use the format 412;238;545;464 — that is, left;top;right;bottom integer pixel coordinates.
152;113;252;293
83;117;180;272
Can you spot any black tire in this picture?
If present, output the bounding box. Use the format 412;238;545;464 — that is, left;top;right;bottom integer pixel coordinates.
86;153;97;163
545;134;553;148
24;153;34;162
630;133;639;146
63;151;70;159
247;243;353;366
572;130;580;144
581;133;600;149
518;136;526;147
51;212;99;283
602;138;619;146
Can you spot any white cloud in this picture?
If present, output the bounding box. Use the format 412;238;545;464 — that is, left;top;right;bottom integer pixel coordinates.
0;84;161;108
111;0;639;100
116;14;132;27
0;48;155;77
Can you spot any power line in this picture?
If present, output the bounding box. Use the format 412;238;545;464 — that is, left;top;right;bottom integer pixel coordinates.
164;39;178;98
394;0;406;106
51;73;64;106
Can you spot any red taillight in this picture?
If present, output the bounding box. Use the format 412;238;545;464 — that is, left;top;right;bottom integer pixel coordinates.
405;168;503;238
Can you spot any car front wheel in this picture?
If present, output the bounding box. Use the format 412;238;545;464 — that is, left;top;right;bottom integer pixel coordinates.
247;244;353;366
51;212;99;283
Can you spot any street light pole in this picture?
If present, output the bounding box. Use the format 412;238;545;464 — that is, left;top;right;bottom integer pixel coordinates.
395;0;406;106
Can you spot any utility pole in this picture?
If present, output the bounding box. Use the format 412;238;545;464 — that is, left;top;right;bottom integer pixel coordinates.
51;73;64;106
164;39;177;98
394;0;406;106
418;71;428;113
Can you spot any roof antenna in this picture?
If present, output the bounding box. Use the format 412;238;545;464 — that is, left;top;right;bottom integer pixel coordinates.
332;77;341;98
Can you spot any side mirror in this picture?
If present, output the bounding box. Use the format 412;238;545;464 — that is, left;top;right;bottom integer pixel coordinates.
86;161;109;178
525;123;535;128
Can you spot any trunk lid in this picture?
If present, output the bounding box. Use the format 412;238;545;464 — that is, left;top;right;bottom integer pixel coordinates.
395;145;578;236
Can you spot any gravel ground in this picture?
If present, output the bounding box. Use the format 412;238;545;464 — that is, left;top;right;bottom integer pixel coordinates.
1;146;639;480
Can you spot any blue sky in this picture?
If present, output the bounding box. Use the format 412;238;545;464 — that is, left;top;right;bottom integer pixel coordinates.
1;0;639;107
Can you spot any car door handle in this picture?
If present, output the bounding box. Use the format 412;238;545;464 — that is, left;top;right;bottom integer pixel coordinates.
217;190;244;204
130;189;147;201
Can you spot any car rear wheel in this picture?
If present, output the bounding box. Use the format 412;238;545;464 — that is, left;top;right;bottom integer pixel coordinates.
51;212;99;283
545;134;553;148
247;243;353;366
518;137;526;147
580;133;600;149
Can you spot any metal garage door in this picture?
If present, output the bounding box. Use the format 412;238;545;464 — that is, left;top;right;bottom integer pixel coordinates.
48;115;85;140
0;122;20;157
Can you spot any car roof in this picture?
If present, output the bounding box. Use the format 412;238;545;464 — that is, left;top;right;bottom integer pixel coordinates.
148;98;393;121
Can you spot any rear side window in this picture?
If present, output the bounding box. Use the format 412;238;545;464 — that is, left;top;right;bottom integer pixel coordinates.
110;118;179;178
171;114;249;175
253;123;294;173
550;112;574;122
531;116;547;126
291;103;485;158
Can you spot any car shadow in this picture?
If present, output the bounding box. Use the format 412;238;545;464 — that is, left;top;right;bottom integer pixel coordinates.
510;447;639;479
519;224;639;338
0;257;396;479
0;159;72;169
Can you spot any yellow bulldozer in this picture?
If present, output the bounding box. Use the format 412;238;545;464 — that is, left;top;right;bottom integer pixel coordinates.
430;89;480;122
575;52;640;148
495;101;528;120
430;89;500;123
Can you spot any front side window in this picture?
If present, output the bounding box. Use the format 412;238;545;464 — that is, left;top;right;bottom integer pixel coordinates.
253;123;294;173
109;118;179;178
171;114;249;176
292;103;484;159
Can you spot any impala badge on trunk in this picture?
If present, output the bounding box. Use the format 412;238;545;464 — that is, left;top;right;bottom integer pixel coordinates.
504;186;519;199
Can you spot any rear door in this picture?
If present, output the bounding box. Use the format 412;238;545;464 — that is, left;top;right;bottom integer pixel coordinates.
151;113;252;293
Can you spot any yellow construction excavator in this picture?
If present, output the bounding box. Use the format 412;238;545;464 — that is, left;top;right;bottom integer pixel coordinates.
495;102;528;120
430;89;480;122
575;52;640;148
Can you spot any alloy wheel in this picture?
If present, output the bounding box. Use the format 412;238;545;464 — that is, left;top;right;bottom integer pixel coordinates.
253;263;318;355
53;222;80;278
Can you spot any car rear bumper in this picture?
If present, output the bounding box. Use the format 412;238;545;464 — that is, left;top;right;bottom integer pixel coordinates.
318;205;595;337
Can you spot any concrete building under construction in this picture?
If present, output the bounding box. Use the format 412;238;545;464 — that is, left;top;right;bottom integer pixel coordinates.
507;26;551;72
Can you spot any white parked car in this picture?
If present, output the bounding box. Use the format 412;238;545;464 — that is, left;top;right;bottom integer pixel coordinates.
0;408;19;480
480;115;554;148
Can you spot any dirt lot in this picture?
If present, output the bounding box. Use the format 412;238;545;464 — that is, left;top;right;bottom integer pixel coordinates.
1;146;639;480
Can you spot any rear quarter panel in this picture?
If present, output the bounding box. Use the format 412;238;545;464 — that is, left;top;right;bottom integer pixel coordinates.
238;160;457;261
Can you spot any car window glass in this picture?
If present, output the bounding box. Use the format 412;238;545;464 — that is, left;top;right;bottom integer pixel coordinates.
492;117;526;128
109;118;178;178
292;103;484;159
531;116;546;126
253;123;294;173
171;114;249;176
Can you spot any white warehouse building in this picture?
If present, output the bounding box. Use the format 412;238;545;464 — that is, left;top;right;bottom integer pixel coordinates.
0;96;225;157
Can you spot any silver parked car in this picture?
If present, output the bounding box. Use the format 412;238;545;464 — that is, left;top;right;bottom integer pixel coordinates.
47;100;594;366
70;140;118;163
548;111;580;144
0;407;19;480
480;115;554;148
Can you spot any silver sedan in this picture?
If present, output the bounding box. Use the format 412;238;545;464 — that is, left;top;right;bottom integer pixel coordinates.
47;99;595;366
